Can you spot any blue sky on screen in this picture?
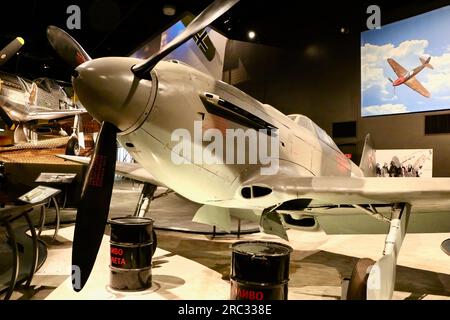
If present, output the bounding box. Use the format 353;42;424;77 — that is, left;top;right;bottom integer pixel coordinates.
361;6;450;116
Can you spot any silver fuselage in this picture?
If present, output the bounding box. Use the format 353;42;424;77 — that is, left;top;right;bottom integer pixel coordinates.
0;71;81;122
75;58;359;209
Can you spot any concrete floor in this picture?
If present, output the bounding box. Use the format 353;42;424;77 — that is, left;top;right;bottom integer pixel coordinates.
2;179;449;300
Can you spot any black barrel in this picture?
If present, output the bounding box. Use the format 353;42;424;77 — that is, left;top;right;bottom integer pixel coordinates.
109;217;154;291
230;241;293;300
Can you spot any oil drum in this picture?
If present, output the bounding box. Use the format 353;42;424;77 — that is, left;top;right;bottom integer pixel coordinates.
109;217;154;291
230;241;293;300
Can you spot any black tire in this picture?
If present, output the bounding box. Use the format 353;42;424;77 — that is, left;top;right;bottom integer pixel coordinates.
151;229;157;256
65;137;80;156
346;258;375;300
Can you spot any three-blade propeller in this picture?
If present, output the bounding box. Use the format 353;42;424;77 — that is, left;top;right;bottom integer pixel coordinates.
47;0;239;291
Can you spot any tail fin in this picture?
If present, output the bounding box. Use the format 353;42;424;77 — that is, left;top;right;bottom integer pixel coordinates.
419;57;434;69
360;134;376;177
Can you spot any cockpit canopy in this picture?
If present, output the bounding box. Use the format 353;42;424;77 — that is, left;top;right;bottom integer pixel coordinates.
288;114;339;151
288;114;313;131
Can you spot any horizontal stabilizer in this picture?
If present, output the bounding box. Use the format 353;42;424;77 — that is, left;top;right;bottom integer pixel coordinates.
419;56;434;69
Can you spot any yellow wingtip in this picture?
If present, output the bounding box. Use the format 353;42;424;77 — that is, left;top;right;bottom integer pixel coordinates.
16;37;25;45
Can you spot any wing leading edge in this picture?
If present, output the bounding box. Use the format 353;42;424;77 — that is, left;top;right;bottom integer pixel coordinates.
56;155;165;187
387;58;407;77
243;175;450;207
404;77;431;98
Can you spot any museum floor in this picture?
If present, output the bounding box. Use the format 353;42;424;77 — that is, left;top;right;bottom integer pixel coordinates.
2;180;449;300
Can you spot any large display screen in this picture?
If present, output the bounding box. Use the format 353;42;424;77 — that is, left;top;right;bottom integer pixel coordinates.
361;6;450;117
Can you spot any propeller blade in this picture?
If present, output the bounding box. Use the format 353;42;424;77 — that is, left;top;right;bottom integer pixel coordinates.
72;121;117;291
0;37;24;67
132;0;239;78
47;26;91;68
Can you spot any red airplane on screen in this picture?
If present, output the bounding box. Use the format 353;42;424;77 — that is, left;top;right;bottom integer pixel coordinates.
387;56;433;98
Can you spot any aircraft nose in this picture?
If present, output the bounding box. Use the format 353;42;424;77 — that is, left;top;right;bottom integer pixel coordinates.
73;57;154;133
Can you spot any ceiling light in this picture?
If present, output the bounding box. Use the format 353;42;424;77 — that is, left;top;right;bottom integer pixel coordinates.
340;26;349;34
162;4;176;16
248;30;256;40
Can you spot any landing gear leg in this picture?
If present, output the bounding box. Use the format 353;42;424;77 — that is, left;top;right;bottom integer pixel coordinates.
366;203;410;300
132;183;158;256
133;183;157;218
13;123;29;143
346;203;411;300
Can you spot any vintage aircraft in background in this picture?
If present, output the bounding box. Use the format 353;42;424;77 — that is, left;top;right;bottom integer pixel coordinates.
47;0;450;299
0;36;87;154
387;56;433;98
0;71;86;154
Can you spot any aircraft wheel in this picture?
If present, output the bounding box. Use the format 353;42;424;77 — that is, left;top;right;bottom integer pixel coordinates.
151;229;157;256
65;137;80;156
346;258;375;300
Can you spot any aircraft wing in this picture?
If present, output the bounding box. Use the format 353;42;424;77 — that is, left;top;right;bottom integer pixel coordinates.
404;77;431;98
244;175;450;207
387;58;407;77
56;155;165;187
23;109;86;121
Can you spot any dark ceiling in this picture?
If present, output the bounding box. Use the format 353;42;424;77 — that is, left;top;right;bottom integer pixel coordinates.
1;0;450;81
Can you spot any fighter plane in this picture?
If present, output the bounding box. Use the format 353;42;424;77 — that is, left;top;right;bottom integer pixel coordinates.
0;36;87;154
47;0;450;299
0;70;86;154
387;56;433;98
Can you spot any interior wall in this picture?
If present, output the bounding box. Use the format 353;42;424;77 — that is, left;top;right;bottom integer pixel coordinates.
223;36;450;177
